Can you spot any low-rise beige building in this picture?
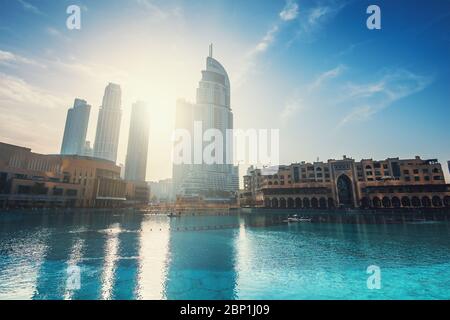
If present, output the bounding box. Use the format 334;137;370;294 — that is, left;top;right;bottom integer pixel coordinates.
0;142;126;208
242;156;450;209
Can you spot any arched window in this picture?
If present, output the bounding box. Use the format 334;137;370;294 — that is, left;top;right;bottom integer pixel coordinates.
337;175;354;207
444;196;450;207
303;198;310;208
382;197;391;208
401;196;411;207
295;197;302;208
311;198;319;209
264;198;271;208
287;198;294;208
319;197;327;208
373;197;381;208
411;196;421;207
392;197;401;208
365;165;372;170
274;181;279;185
268;181;273;185
361;197;370;209
271;198;279;208
432;196;442;207
421;196;431;207
280;198;287;208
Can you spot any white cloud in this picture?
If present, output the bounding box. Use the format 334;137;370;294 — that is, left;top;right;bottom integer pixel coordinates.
280;95;304;122
287;1;347;45
309;65;346;91
135;0;182;19
0;73;66;109
280;1;299;21
280;64;345;121
308;6;331;26
16;0;44;16
46;27;71;42
0;49;46;68
250;25;279;55
339;69;433;126
235;0;299;87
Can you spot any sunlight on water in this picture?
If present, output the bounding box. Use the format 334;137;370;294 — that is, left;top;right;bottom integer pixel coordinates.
136;216;170;299
100;223;120;300
0;210;449;300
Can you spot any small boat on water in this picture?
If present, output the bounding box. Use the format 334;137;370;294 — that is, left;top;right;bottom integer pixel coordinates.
167;212;181;218
284;214;312;223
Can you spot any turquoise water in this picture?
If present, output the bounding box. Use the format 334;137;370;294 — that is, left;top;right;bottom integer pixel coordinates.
0;210;449;300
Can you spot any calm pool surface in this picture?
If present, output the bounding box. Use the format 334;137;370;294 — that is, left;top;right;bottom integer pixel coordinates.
0;210;449;300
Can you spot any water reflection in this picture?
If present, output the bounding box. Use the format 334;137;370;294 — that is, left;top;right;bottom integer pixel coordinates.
1;210;450;299
135;215;170;299
100;223;120;300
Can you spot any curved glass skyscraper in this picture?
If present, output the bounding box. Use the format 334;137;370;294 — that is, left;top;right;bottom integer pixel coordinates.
173;45;239;196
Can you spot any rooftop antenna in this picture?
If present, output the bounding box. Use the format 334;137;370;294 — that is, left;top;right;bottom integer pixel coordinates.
209;43;213;58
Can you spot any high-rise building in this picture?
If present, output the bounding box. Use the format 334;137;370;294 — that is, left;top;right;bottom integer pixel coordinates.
60;99;91;156
93;83;122;163
173;45;239;196
125;101;150;182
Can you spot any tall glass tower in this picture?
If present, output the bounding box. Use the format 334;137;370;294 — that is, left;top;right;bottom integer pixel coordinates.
173;45;239;196
125;101;150;182
60;98;91;156
93;83;122;163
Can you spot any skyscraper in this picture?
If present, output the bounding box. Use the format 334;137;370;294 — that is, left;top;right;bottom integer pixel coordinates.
60;98;91;156
173;45;239;196
125;101;150;182
93;83;122;163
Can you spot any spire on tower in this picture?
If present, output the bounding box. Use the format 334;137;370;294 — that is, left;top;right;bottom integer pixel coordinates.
209;43;213;58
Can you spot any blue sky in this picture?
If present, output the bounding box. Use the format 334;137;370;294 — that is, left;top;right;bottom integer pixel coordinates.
0;0;449;182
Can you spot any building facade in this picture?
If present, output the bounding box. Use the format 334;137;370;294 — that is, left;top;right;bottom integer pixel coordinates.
242;156;450;209
60;98;91;156
125;101;150;182
172;45;239;197
93;83;122;163
0;142;126;208
148;178;174;202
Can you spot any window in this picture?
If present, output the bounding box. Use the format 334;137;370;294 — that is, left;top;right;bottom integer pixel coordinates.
403;170;410;175
66;189;78;197
433;176;442;181
383;164;388;169
413;169;419;174
424;176;430;181
414;176;420;182
423;169;429;174
53;188;64;196
405;176;411;181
